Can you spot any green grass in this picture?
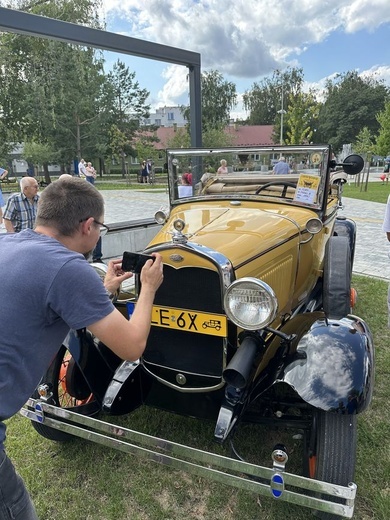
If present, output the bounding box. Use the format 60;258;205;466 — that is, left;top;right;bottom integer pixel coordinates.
343;180;390;203
4;275;389;520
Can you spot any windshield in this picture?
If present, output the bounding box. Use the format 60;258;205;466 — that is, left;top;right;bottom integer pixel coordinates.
167;145;331;211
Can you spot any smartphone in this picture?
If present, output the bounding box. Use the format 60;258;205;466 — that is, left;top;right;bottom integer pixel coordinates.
122;251;155;273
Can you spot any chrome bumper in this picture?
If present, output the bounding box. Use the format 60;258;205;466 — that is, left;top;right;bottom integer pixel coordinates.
21;398;356;518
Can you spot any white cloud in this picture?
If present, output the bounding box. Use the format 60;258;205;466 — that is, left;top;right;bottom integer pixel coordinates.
154;65;189;107
102;0;390;78
101;0;390;109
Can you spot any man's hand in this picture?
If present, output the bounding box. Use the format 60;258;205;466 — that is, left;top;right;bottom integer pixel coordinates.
104;258;133;294
140;253;164;293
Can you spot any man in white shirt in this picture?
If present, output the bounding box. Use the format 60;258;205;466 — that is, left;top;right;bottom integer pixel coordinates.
78;158;87;178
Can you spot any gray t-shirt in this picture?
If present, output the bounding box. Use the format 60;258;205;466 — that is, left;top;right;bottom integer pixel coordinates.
0;229;114;449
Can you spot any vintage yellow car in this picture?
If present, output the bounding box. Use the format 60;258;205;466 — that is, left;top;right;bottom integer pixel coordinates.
24;145;373;519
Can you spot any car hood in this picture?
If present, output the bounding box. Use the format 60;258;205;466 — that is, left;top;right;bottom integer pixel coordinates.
149;202;315;266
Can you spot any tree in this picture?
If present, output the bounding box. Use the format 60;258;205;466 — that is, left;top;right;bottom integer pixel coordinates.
23;141;58;178
316;71;389;152
284;92;319;145
375;101;390;158
354;127;375;156
0;0;107;181
104;60;150;176
243;68;305;126
182;70;237;132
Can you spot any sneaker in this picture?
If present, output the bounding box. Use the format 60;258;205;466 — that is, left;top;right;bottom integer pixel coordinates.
92;258;104;264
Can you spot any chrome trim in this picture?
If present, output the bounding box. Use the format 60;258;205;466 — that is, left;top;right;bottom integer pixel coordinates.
141;359;226;393
21;398;357;518
144;241;235;293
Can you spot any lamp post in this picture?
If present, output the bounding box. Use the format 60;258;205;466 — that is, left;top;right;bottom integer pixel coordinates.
277;83;286;145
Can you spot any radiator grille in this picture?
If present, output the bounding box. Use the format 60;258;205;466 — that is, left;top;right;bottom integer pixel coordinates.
143;265;225;381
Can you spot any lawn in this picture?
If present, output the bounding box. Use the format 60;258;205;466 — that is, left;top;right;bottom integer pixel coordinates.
5;274;390;520
343;178;390;203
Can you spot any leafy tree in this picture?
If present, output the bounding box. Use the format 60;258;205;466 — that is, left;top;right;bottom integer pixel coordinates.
354;127;375;156
284;92;318;145
375;101;390;158
243;68;305;126
182;70;237;132
23;141;58;178
0;0;106;181
104;60;150;176
201;70;237;130
316;71;389;152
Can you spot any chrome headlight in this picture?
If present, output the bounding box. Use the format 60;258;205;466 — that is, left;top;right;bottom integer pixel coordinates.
224;278;278;330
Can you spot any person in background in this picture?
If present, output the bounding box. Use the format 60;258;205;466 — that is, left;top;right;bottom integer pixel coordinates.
141;160;149;184
178;172;193;198
0;177;163;519
0;167;8;229
78;158;87;178
217;159;228;175
85;162;97;184
273;156;291;175
3;177;39;233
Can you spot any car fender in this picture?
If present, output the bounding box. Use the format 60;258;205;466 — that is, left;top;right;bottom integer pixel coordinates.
334;216;356;265
275;313;374;413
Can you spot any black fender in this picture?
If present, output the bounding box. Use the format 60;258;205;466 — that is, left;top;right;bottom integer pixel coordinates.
273;312;374;414
333;216;356;266
65;329;122;404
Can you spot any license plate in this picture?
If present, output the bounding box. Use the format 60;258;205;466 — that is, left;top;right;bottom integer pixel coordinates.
151;305;227;337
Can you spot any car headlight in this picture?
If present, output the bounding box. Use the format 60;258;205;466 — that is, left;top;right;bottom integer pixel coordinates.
224;278;278;330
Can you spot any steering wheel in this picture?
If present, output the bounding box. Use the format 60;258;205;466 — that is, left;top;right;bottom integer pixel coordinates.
255;180;297;197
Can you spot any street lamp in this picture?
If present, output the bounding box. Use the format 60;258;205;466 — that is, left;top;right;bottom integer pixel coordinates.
277;83;286;145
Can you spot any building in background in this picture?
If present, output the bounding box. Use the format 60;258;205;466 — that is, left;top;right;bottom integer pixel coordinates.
141;106;187;128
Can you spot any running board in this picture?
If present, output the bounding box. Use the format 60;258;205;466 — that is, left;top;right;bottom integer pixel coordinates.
21;398;356;518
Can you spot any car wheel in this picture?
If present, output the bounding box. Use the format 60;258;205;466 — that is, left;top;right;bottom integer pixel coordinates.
31;345;98;442
305;410;357;519
323;236;351;319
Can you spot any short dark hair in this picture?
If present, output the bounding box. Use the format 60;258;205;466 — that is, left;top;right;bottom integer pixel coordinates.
35;178;104;236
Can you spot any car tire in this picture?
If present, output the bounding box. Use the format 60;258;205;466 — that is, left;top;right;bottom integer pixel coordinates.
31;345;99;442
323;236;351;319
307;411;357;520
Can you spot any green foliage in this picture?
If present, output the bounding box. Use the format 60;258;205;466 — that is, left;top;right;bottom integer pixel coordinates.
243;67;305;126
284;92;318;145
316;71;389;152
23;141;58;167
166;127;191;149
183;70;237;133
104;60;150;175
354;126;375;155
375;101;390;157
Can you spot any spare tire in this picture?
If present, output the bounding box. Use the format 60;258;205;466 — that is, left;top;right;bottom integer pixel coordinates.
323;236;351;320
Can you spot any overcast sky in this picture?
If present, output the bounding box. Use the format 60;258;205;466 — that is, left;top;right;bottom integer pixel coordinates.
100;0;390;118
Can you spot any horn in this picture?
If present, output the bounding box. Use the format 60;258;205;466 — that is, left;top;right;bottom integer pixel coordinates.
223;336;261;389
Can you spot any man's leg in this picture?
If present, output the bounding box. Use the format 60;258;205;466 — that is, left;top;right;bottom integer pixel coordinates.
0;450;38;520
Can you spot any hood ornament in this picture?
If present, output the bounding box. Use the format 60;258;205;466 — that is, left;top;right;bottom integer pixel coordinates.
171;218;188;244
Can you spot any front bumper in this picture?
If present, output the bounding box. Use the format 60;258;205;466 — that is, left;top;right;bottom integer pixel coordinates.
21;398;356;518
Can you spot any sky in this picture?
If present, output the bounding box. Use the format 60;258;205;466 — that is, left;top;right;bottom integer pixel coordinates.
100;0;390;119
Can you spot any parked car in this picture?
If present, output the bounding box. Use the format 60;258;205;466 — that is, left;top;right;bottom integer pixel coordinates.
24;145;373;519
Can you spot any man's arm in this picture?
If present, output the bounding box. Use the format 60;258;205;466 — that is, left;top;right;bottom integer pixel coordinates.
4;219;15;233
88;255;163;361
3;198;16;233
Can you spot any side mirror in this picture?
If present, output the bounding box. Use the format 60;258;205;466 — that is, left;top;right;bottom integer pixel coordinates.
330;154;364;175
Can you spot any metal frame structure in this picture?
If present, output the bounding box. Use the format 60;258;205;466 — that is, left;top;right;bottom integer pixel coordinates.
0;6;202;146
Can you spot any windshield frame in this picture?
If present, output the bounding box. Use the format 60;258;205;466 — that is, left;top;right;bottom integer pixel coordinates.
167;145;332;213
